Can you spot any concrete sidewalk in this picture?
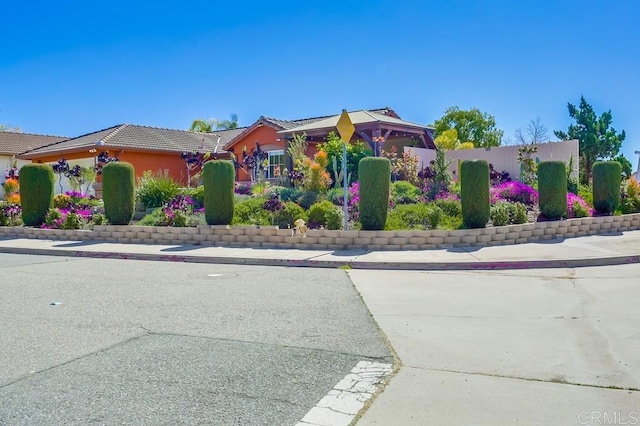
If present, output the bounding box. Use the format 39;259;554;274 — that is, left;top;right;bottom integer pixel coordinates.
1;230;639;270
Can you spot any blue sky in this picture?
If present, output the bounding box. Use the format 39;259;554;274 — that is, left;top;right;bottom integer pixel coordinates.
1;0;638;169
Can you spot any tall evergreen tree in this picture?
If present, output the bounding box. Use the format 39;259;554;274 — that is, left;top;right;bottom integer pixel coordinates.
554;96;626;183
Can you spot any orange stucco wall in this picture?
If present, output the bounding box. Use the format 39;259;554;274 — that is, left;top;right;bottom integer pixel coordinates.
225;125;326;182
226;125;285;182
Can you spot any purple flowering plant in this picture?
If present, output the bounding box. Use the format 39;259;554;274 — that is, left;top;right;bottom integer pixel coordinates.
0;202;22;226
490;181;538;206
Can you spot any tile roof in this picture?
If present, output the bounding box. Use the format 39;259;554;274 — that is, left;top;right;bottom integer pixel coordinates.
0;131;68;156
262;107;398;130
224;107;400;149
19;124;245;159
278;110;434;135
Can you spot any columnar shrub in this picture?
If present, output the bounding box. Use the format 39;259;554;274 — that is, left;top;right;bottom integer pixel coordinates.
203;160;235;225
538;161;567;219
19;164;55;226
359;157;390;230
460;160;490;228
102;162;135;225
592;161;621;214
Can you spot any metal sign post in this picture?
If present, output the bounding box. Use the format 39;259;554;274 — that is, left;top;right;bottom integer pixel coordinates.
336;110;355;231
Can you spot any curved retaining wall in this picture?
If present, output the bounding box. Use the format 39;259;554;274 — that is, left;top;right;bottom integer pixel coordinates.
1;213;639;251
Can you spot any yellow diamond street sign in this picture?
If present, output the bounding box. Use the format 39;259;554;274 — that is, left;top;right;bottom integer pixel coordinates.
336;109;355;143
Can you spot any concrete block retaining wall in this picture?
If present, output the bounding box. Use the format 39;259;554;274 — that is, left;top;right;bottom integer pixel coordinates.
1;213;639;251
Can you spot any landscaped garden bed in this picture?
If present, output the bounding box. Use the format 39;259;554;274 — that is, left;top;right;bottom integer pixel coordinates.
2;133;640;251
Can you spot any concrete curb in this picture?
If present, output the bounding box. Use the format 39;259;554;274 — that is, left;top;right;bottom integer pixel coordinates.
350;255;640;270
1;245;638;271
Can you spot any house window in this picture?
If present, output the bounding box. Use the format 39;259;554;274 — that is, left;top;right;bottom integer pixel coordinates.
266;150;285;179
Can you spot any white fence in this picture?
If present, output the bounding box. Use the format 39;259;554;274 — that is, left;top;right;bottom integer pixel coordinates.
406;139;579;181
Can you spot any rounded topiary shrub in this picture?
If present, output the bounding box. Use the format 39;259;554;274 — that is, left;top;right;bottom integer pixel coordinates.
592;161;622;214
308;200;343;230
203;160;235;225
273;201;308;229
232;197;271;226
19;164;55;226
538;161;567;219
359;157;390;230
102;162;135;225
460;160;490;228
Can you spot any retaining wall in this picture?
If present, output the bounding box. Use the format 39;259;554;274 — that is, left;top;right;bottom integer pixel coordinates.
1;213;639;251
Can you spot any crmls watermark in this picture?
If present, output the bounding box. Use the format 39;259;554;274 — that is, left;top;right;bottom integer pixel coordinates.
578;411;640;425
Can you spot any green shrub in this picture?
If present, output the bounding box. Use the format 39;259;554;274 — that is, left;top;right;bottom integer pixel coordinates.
490;201;528;227
232;197;271;225
102;162;135;225
359;157;391;230
592;161;622;214
135;170;180;208
61;212;83;230
460;160;490;228
203;160;235;225
577;184;593;207
308;200;343;230
19;164;55;226
433;196;462;217
273;202;308;229
538;161;567;219
325;206;344;230
391;180;420;204
571;201;590;218
385;203;444;230
277;187;305;204
297;191;319;210
619;178;640;214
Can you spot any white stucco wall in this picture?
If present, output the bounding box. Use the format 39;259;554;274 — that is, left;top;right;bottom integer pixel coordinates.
406;139;579;181
1;157;97;199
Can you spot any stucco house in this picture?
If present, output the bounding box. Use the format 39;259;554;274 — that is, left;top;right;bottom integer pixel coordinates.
19;124;243;192
224;107;436;182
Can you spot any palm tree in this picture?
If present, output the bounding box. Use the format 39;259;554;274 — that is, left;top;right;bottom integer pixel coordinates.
189;114;239;132
189;119;215;133
214;113;239;130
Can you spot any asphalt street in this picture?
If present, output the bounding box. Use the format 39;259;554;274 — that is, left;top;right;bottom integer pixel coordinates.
0;254;392;425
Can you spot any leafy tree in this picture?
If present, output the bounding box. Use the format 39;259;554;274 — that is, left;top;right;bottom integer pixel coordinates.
554;96;626;184
434;128;476;150
614;154;633;180
432;106;503;148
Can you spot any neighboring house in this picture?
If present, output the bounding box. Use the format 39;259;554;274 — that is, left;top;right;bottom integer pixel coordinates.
224;107;436;182
1;131;68;197
19;124;244;190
